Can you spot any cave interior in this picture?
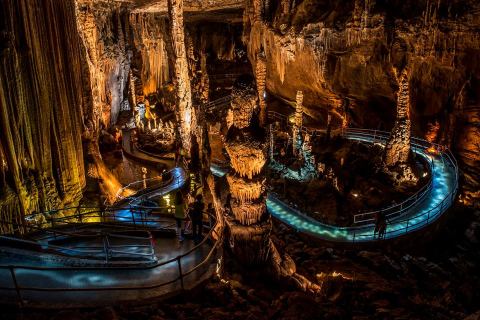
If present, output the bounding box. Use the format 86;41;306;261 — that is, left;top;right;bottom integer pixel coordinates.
0;0;479;319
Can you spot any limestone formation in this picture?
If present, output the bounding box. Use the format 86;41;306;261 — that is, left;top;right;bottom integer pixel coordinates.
224;77;270;265
167;0;195;153
292;91;304;156
256;52;267;126
0;0;86;230
384;68;412;167
76;2;132;126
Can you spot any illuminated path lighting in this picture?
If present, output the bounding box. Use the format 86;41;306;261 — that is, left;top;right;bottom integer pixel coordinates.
211;131;458;242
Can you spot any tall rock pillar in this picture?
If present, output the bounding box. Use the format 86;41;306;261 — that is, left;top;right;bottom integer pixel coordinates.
384;68;411;167
256;52;267;127
167;0;194;153
225;78;270;265
292;91;304;155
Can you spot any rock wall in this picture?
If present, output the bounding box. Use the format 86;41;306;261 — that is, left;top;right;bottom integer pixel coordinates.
129;13;171;99
76;1;132;127
0;0;87;231
245;0;480;200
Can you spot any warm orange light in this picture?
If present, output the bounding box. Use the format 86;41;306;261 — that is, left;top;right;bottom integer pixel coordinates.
426;146;439;155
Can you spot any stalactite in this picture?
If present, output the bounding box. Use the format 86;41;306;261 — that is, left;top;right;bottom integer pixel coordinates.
129;14;171;97
75;2;131;126
167;0;195;153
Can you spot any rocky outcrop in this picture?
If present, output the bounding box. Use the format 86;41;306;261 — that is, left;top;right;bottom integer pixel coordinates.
0;0;87;231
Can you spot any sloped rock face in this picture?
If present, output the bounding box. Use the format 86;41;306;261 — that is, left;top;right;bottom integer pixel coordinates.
0;0;87;230
244;0;480;200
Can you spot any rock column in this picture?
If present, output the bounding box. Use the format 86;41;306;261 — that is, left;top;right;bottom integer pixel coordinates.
384;68;411;167
167;0;194;153
256;52;267;127
292;91;304;156
225;79;270;265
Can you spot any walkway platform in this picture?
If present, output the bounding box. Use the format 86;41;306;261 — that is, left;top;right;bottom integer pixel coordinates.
0;166;221;307
211;129;458;243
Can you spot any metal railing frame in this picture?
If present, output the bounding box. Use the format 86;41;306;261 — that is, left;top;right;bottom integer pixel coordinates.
0;210;222;306
266;111;459;242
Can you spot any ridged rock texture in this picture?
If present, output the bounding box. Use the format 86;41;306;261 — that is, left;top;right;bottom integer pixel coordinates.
76;1;132;127
225;77;271;265
167;0;195;153
129;14;171;99
292;90;304;155
384;68;412;167
244;0;480;202
0;0;87;231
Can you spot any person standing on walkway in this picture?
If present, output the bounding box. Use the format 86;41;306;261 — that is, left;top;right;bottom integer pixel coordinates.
174;191;186;242
190;194;205;243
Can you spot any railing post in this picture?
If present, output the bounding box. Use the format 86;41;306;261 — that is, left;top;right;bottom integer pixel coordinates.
77;207;82;224
131;209;136;228
103;236;109;265
177;257;184;290
9;266;23;307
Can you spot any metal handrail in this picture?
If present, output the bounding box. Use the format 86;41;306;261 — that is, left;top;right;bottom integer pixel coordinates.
0;209;222;306
203;95;232;112
268;112;445;226
268;130;458;242
266;111;458;240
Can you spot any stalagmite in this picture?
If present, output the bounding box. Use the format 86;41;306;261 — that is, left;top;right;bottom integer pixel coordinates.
224;77;270;265
384;68;412;166
256;52;267;126
383;68;418;185
292;91;304;156
167;0;195;153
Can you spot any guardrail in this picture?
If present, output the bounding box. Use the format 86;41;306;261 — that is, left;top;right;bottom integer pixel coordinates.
266;111;459;242
1;230;156;264
0;206;222;307
203;95;232;113
114;167;178;202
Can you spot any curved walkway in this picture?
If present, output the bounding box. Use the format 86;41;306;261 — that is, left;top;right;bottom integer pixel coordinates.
121;114;458;242
211;129;458;243
0;166;221;307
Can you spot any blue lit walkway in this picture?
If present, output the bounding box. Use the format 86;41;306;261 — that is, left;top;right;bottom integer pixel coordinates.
211;129;458;242
0;165;221;307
